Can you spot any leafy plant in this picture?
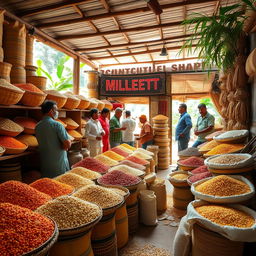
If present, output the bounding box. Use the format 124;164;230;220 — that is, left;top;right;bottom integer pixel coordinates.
180;0;256;71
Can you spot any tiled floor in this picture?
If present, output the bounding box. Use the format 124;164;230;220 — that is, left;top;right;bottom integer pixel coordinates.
123;166;185;254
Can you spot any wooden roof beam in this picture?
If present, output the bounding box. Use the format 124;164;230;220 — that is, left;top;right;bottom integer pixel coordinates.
146;0;163;15
19;0;94;17
57;21;183;40
89;44;197;60
36;0;216;29
75;34;195;52
99;57;200;67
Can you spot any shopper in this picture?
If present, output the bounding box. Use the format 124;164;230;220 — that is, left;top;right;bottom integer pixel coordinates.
121;110;136;146
175;103;192;152
85;108;105;157
137;115;154;149
99;108;110;152
109;107;126;148
36;100;71;178
193;103;215;147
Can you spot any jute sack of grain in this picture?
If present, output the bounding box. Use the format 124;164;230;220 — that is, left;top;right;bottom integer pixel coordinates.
3;21;26;66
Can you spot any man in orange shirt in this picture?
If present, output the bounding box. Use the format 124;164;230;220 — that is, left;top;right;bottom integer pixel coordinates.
136;115;154;149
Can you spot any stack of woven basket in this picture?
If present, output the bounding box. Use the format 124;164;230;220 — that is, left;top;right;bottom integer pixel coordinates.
152;115;170;170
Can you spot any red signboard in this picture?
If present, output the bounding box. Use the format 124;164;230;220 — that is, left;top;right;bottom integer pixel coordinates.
100;73;166;96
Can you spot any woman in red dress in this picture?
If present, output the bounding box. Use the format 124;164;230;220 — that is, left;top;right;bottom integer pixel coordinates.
99;108;110;152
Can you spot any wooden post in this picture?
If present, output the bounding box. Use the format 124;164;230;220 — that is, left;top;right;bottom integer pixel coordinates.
73;56;80;95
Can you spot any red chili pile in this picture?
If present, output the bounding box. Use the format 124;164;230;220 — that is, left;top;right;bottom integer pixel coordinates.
14;117;37;130
0;203;55;256
119;160;146;171
188;172;212;184
73;157;110;173
111;147;130;157
126;155;149;166
191;165;209;175
0;181;51;210
30;178;74;198
179;156;204;167
98;170;141;186
14;83;44;94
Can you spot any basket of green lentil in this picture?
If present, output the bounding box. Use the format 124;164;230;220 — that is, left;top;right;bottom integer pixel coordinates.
191;175;255;203
205;153;253;170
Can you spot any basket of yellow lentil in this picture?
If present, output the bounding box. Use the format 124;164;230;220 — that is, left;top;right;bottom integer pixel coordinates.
191;175;255;203
204;143;245;157
169;171;190;187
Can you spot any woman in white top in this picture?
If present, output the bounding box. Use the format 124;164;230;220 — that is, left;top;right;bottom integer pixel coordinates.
85;108;105;157
121;110;136;146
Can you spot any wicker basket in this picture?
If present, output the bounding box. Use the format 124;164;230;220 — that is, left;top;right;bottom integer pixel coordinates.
0;62;12;82
88;99;98;109
45;91;67;108
25;65;38;76
14;117;37;135
5;144;28;154
0;85;24;105
20;90;46;107
76;96;90;110
0;146;5;156
63;96;80;110
0;126;24;137
27;76;47;90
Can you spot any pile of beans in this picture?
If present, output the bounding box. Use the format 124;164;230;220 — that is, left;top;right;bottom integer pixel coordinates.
109;164;145;177
119;160;146;171
95;154;119;166
120;143;136;151
108;187;128;197
98;170;141;187
205;144;245;155
0;203;55;256
178;147;202;157
0;181;51;210
111;147;130;157
126;155;149;165
188;172;212;184
55;173;94;189
195;175;251;196
30;178;74;198
191;165;209;175
172;173;189;181
103;151;125;161
0;118;23;133
118;145;133;154
195;204;254;228
132;151;151;160
179;157;204;167
36;196;102;229
73;184;123;209
208;154;248;165
69;167;101;180
72;157;110;173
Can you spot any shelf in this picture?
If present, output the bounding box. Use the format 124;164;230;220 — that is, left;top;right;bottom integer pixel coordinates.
0;105;91;112
0;151;35;161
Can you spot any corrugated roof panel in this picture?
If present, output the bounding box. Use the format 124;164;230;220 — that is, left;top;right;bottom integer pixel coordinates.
98;59;120;65
108;0;146;11
103;34;129;45
116;56;137;63
90;18;118;32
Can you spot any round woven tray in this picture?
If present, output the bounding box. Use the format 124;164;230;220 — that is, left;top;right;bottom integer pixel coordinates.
0;85;24;105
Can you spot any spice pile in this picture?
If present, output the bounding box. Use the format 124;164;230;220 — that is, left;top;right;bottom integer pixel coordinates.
195;175;251;196
103;150;125;161
55;173;94;189
119;160;146;171
191;165;209;174
0;79;24;93
98;170;141;187
36;196;102;229
199;140;219;152
109;164;145;177
111;147;130;157
118;145;133;154
59;117;79;129
30;178;74;198
132;151;151;160
72;157;110;173
205;131;225;141
0;136;27;149
205;144;245;156
0;203;55;256
188;172;212;184
14;117;37;132
95;154;119;166
215;130;248;140
121;143;137;151
178;147;202;157
17;134;38;148
0;118;23;136
172;173;189;181
195;205;255;228
0;181;51;210
73;184;123;209
14;83;44;93
126;155;149;165
69;167;101;180
179;157;204;167
208;154;248;165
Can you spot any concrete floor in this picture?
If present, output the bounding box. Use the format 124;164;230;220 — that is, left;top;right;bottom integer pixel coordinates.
122;166;186;255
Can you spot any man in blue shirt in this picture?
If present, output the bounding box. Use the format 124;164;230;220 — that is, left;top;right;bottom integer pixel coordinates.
36;100;71;178
175;103;192;152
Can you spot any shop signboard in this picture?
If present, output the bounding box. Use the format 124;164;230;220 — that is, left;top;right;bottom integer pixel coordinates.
100;73;166;96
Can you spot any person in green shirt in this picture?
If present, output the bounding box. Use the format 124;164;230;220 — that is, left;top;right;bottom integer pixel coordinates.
109;107;126;148
35;100;71;178
192;103;215;148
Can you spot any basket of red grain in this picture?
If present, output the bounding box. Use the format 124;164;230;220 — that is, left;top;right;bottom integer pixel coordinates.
15;83;46;107
14;116;38;135
177;156;205;171
1;203;59;256
0;136;28;154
